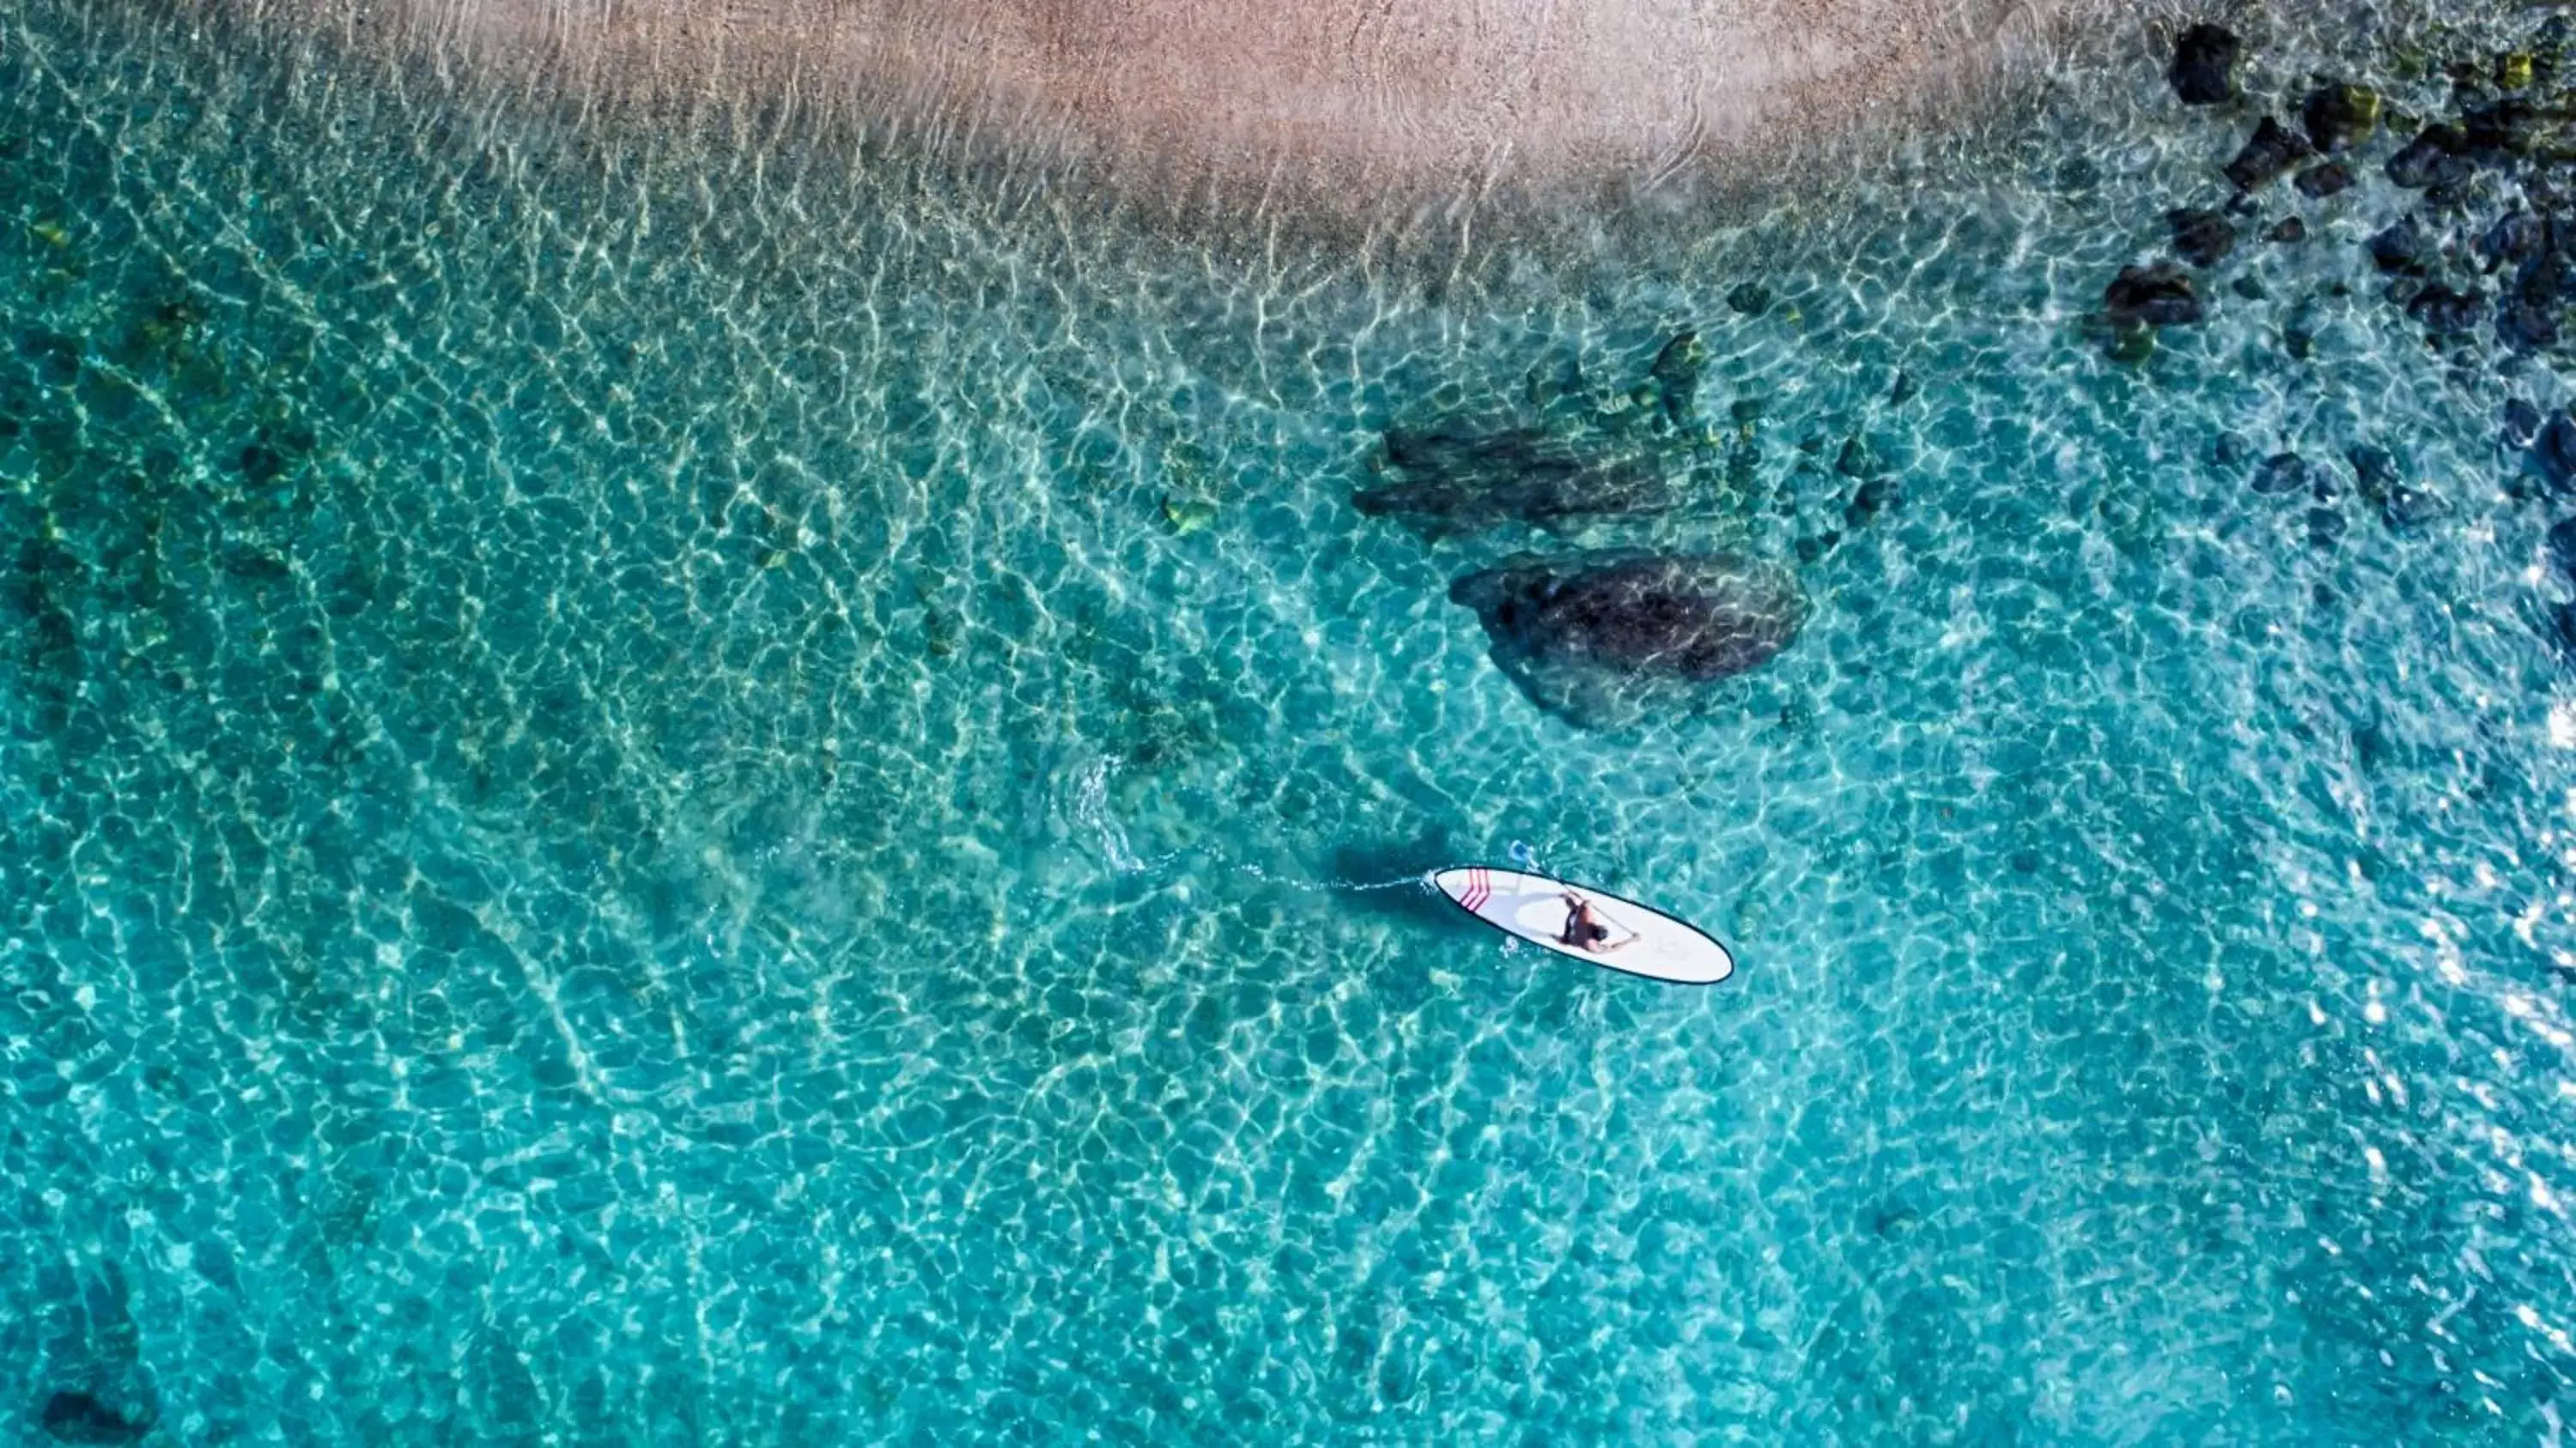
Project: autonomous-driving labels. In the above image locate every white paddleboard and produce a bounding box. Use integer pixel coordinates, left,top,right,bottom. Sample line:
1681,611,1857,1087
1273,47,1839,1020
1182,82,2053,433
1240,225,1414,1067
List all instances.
1432,866,1735,985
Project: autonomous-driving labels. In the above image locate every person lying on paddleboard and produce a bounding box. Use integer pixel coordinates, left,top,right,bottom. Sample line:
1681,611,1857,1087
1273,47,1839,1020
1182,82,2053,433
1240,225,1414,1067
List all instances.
1559,891,1633,952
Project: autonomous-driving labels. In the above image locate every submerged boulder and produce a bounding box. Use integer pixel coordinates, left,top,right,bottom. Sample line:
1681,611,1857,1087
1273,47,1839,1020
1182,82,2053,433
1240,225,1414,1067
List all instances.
2348,445,2445,530
2105,265,2204,325
2169,208,2237,267
2501,297,2562,350
1834,435,1886,478
1647,329,1707,426
2225,118,2313,192
2516,240,2576,297
2295,162,2353,198
2406,283,2486,333
2283,303,2321,359
40,1393,150,1445
1844,476,1903,527
2482,210,2548,266
1448,552,1806,727
2386,125,2471,188
2464,100,2539,155
2368,216,2437,274
2251,452,2312,495
2301,83,2382,151
2536,412,2576,491
1357,428,1680,533
2347,445,2397,493
2169,24,2240,105
2506,398,2544,448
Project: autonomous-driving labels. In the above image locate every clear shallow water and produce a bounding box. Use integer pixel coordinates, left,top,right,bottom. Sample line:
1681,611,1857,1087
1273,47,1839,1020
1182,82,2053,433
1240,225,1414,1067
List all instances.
3,1,2576,1442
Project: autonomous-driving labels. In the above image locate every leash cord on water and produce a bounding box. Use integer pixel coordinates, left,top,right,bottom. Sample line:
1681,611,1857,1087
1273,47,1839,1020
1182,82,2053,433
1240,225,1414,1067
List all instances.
1229,861,1437,895
1232,839,1548,897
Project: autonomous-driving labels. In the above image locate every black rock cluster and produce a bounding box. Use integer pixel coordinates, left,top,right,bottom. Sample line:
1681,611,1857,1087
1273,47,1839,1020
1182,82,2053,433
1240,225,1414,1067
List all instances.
2130,21,2576,361
2161,22,2576,362
2152,21,2576,657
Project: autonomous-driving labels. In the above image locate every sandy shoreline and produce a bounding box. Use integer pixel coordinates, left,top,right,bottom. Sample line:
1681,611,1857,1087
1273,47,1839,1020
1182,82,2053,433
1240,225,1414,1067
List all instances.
285,0,2100,217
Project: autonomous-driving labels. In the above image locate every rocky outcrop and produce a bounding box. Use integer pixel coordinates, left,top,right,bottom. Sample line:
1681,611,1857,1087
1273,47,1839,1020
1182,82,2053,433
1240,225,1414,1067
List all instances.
1447,552,1805,727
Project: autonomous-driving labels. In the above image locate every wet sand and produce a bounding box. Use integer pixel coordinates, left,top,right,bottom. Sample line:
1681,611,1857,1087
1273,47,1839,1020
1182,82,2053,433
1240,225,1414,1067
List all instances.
335,0,2087,210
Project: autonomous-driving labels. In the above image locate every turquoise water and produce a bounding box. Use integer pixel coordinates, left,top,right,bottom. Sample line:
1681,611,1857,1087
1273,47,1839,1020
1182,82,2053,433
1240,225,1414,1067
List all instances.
5,0,2576,1440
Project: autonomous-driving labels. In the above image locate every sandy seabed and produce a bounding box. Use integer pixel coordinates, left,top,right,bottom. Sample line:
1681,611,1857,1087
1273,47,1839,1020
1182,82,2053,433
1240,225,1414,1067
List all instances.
285,0,2114,218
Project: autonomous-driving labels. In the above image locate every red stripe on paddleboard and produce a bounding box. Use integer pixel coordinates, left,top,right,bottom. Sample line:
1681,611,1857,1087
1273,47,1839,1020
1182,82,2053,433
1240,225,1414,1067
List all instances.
1461,867,1490,913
